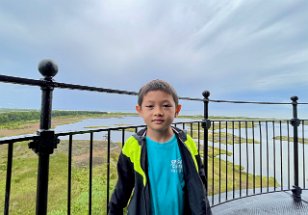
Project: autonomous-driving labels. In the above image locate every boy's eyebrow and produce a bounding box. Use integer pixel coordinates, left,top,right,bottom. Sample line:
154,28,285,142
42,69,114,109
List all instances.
143,99,173,102
142,100,174,105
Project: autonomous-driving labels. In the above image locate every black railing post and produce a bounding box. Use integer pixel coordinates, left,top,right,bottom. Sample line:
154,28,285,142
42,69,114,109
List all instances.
202,91,211,193
28,60,59,215
290,96,302,201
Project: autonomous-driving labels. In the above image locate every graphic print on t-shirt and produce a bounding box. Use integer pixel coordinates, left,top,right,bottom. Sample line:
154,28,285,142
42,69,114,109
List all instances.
171,159,183,173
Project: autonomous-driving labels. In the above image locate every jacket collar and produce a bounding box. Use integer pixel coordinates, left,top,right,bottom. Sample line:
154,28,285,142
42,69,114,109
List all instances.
133,126,187,144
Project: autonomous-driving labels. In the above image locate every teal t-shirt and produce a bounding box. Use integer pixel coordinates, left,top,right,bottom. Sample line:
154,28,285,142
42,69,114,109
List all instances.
146,135,185,215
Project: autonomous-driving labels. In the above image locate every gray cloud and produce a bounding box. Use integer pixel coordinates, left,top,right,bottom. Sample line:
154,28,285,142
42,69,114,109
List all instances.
1,0,308,116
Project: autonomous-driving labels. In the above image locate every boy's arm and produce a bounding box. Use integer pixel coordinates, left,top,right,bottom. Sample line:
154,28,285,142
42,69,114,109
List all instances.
108,152,135,215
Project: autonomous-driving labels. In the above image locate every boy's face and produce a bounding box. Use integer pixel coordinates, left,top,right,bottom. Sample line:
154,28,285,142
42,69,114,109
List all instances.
136,90,181,134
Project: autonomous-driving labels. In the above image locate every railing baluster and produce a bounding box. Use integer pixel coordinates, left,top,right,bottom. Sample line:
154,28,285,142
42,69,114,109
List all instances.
273,121,276,191
302,120,306,188
266,121,270,192
211,122,215,205
225,121,228,201
259,121,263,193
239,121,242,197
106,130,111,212
67,135,73,215
287,121,291,190
218,121,221,203
122,129,125,147
245,121,249,196
89,132,93,215
4,143,13,215
252,121,256,194
197,122,200,152
232,121,235,199
279,121,283,190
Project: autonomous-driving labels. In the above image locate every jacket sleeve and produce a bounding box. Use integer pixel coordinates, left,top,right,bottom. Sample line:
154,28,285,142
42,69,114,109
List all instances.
196,154,212,215
108,152,135,215
196,154,207,186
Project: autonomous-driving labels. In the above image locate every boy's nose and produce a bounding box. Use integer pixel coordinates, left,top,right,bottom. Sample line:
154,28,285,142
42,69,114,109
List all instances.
154,106,163,115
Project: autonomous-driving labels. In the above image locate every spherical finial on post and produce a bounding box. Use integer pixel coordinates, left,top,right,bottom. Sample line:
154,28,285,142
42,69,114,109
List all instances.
202,90,210,99
38,60,58,79
291,96,298,102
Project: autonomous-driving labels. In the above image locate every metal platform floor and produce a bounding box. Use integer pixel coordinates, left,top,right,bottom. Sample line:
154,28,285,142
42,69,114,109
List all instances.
211,190,308,214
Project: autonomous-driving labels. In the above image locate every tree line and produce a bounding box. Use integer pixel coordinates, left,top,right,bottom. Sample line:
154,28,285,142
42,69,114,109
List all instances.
0,110,106,124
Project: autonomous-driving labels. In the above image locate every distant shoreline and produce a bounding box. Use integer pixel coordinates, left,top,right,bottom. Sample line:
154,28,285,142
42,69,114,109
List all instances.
0,111,136,137
0,109,292,138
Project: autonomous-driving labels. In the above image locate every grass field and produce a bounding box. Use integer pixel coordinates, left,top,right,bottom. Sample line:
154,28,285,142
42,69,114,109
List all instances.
0,139,121,215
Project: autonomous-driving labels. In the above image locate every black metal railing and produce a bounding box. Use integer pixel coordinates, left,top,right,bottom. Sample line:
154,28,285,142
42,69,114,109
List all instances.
205,119,307,206
1,60,307,214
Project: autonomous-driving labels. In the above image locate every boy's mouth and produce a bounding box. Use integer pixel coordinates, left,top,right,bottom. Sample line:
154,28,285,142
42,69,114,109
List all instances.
152,119,164,124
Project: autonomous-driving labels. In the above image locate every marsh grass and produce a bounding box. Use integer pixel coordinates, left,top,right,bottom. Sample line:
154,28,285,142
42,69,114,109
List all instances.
273,136,308,144
206,157,276,195
187,126,260,144
0,139,121,215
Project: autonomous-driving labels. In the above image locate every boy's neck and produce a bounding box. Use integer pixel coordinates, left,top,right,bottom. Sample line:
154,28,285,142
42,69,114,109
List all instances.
146,127,174,143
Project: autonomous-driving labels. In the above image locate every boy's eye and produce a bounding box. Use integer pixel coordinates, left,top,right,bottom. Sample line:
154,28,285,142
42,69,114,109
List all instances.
144,104,173,110
162,104,172,108
145,105,154,109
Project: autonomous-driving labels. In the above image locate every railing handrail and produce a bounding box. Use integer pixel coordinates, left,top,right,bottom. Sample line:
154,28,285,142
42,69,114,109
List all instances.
0,74,204,102
2,73,308,105
0,134,38,145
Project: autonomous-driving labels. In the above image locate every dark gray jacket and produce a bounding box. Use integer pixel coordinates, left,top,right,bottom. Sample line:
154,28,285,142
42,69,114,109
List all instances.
109,127,212,215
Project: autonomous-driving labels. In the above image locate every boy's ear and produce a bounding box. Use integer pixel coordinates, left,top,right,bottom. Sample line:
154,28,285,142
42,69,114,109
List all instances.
136,105,142,114
175,105,182,117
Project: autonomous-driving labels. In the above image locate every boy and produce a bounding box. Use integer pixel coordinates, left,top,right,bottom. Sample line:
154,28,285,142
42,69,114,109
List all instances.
109,80,212,215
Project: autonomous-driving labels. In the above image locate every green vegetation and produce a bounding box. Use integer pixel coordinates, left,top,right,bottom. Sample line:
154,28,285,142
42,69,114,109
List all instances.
85,124,139,132
178,115,284,121
206,157,276,195
0,110,135,129
0,140,121,215
187,126,260,145
209,132,259,144
0,110,138,138
186,121,257,131
210,121,256,129
273,136,308,144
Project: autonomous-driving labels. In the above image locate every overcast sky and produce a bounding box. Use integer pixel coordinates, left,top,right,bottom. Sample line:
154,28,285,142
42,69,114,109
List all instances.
0,0,308,118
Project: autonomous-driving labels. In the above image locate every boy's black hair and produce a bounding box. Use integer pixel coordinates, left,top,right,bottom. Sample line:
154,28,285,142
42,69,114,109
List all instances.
137,79,179,106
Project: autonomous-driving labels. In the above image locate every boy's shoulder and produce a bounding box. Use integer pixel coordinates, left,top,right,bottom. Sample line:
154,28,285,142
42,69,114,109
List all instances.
123,136,140,150
122,131,145,156
172,127,198,154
